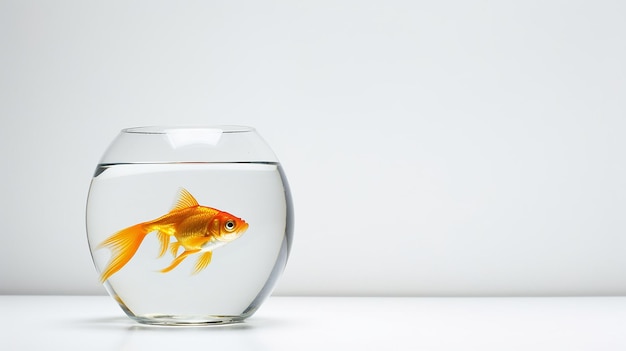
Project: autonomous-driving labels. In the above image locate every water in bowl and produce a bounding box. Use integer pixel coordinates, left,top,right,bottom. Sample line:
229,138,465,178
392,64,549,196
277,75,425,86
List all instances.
86,161,292,325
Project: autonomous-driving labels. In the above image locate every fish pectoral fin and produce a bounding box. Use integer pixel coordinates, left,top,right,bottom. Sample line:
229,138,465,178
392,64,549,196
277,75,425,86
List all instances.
169,242,181,257
159,249,200,273
156,231,170,258
193,251,213,274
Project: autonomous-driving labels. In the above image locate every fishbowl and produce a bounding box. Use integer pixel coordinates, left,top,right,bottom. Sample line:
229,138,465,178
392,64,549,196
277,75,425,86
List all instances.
86,126,293,325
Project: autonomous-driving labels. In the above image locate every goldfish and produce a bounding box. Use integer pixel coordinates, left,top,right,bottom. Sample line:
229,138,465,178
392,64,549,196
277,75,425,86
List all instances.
97,188,249,282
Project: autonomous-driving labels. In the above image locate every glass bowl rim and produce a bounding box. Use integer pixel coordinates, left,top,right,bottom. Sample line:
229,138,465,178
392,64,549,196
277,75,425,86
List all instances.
121,125,255,134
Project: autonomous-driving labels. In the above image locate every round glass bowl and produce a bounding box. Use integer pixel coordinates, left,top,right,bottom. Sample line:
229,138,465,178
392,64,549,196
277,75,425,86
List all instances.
86,126,293,325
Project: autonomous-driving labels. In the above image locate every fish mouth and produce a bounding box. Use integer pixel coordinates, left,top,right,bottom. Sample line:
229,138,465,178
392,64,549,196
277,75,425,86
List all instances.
241,221,249,232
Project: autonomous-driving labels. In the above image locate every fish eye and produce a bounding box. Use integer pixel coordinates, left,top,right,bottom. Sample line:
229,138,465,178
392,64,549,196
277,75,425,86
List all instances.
225,220,236,231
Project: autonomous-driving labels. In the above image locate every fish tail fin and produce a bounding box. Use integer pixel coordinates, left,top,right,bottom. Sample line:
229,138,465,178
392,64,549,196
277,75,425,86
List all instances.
97,223,152,282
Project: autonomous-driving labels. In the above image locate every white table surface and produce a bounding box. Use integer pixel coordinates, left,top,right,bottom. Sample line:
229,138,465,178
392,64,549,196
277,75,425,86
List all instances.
3,295,626,350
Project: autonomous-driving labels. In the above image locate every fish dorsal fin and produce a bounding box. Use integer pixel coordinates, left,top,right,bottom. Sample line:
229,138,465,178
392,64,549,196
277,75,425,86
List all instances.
172,188,199,210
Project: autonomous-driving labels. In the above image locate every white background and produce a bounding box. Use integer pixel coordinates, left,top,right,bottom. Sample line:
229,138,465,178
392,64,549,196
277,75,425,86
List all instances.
1,0,625,296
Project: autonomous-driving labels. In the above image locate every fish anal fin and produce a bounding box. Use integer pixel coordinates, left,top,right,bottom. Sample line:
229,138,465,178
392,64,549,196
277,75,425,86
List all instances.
171,188,200,211
160,249,200,273
169,241,181,257
193,251,213,274
156,231,170,258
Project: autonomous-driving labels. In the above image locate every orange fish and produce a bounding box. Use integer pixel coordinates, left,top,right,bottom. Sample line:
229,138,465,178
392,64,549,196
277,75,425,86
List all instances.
97,188,249,282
